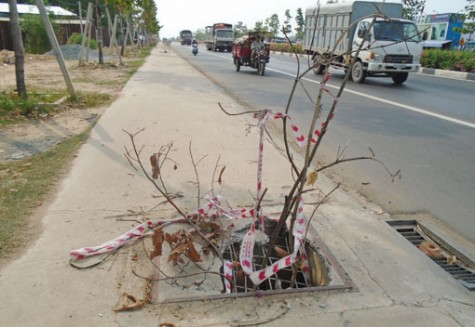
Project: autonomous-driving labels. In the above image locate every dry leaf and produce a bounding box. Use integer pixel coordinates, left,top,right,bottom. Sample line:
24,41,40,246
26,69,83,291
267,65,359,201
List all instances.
114,293,144,312
418,241,444,259
274,246,289,258
150,228,165,259
150,153,160,179
165,232,179,246
187,239,202,262
305,243,330,286
447,255,457,265
306,171,318,186
218,166,226,185
160,323,177,327
168,243,189,260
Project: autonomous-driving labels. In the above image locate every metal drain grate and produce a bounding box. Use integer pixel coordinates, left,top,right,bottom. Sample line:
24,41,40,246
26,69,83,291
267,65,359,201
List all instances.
219,219,353,296
152,219,352,304
387,220,475,291
223,225,309,292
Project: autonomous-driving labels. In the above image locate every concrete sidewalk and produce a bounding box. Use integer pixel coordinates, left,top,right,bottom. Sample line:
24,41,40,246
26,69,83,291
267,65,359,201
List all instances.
0,44,473,327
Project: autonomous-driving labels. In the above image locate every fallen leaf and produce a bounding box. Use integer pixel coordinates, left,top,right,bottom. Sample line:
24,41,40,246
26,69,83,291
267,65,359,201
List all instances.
187,239,202,262
150,153,161,179
218,166,226,185
274,246,289,258
418,241,444,259
160,323,177,327
114,293,144,312
306,171,318,186
150,228,165,259
165,232,179,246
447,255,457,265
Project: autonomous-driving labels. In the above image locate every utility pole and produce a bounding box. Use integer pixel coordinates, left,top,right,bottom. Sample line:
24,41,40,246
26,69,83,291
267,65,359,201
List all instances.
35,0,77,101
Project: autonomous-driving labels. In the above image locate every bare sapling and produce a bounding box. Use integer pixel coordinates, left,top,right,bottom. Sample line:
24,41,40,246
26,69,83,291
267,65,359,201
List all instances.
70,1,423,300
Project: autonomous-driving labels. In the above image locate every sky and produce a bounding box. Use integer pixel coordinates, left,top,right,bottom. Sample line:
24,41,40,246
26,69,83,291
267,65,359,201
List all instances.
155,0,469,38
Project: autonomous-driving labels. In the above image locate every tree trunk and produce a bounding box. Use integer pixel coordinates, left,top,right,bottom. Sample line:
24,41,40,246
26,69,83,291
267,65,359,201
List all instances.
7,0,27,99
95,0,104,64
120,14,125,57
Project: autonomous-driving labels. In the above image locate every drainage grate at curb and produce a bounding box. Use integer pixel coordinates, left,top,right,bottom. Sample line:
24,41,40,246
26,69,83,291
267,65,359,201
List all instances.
387,220,475,291
151,220,352,304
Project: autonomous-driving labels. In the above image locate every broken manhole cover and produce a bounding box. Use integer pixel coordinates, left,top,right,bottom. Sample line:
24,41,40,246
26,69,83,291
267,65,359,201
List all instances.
150,219,351,303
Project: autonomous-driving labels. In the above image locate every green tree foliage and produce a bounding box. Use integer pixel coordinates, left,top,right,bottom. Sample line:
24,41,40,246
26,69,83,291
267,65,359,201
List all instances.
253,20,264,33
194,28,205,41
462,0,475,41
234,21,248,38
67,32,98,49
21,14,58,54
268,13,280,37
263,17,270,34
402,0,426,20
295,8,305,40
136,0,159,34
283,9,292,34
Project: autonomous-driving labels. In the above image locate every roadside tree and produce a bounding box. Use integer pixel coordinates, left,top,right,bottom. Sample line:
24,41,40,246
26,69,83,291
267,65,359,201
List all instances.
234,21,248,38
283,9,292,34
269,13,280,38
295,8,305,41
462,0,475,41
402,0,426,20
7,0,27,99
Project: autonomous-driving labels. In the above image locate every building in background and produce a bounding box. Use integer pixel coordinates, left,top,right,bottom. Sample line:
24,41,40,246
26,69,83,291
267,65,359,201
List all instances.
417,13,464,49
0,3,81,51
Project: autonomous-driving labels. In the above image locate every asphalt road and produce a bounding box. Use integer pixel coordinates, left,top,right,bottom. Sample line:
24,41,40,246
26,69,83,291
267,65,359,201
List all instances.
172,43,475,245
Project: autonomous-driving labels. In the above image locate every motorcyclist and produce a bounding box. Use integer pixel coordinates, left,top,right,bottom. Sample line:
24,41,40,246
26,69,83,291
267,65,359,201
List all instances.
191,39,198,55
251,35,264,61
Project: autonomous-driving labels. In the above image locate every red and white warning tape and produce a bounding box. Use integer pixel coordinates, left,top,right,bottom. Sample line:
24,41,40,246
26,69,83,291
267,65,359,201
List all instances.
69,217,185,260
70,109,323,293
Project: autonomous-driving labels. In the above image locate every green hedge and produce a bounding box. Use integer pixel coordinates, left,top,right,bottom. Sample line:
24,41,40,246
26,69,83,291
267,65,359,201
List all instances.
21,14,59,54
267,45,475,73
269,43,305,54
420,49,475,73
67,32,98,50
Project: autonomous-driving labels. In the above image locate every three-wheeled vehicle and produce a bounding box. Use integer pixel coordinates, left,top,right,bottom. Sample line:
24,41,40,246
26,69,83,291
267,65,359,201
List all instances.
232,32,270,76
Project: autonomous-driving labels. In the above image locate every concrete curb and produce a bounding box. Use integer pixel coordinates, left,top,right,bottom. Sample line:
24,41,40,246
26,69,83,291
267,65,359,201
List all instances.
419,67,475,81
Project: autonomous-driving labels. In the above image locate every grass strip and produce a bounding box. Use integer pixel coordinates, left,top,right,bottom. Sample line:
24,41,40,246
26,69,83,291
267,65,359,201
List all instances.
0,130,90,260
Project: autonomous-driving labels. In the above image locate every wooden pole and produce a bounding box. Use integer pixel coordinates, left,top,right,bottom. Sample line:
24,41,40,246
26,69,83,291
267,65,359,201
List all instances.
79,2,93,64
78,1,83,35
35,0,76,100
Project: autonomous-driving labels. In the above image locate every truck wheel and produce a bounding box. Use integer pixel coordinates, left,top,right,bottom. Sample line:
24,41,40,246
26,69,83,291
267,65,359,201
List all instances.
258,62,266,76
235,58,241,72
313,54,325,75
351,61,366,83
391,73,408,85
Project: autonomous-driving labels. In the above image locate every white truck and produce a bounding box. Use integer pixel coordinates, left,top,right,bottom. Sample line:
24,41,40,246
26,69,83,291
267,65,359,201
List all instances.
205,23,234,52
303,1,422,84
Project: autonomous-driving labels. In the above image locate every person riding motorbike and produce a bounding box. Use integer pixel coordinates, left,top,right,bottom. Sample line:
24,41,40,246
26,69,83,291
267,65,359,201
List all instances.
191,39,198,55
251,36,264,62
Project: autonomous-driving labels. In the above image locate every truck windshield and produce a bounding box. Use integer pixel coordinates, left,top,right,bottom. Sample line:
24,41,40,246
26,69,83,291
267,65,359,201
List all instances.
374,21,420,42
216,30,234,38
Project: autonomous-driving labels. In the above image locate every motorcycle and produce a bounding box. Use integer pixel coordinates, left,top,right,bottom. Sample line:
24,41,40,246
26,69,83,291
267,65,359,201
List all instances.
233,45,269,76
192,43,198,56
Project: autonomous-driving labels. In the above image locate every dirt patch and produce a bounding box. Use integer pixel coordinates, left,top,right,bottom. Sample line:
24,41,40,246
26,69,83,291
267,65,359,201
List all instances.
0,51,134,161
0,49,146,266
